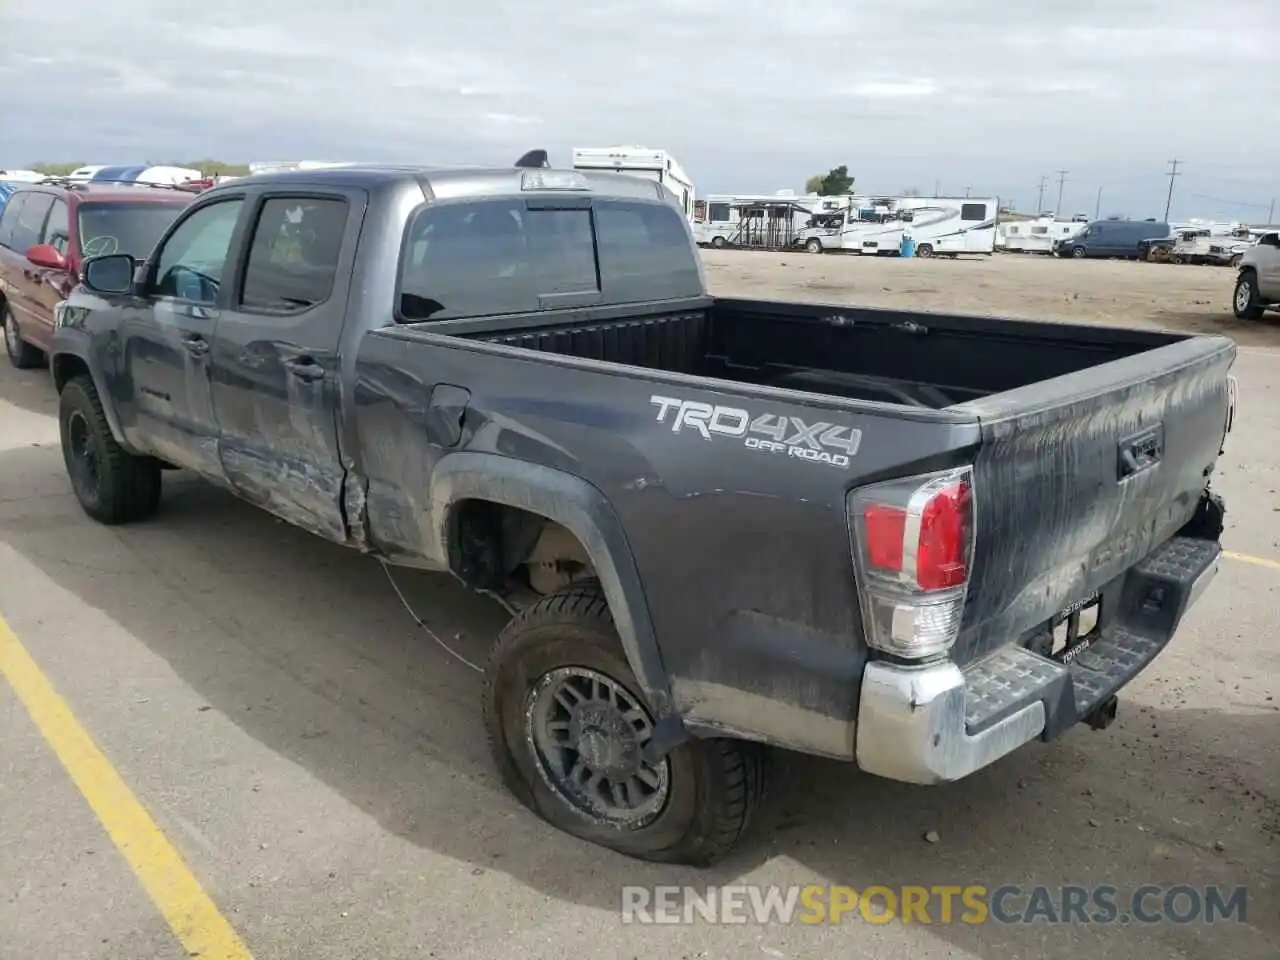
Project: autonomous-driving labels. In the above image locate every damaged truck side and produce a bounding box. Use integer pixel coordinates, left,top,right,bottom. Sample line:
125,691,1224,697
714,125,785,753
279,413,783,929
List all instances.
50,163,1236,865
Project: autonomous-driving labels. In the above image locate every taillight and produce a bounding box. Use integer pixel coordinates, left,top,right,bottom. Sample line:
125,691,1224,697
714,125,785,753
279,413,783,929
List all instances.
849,466,974,659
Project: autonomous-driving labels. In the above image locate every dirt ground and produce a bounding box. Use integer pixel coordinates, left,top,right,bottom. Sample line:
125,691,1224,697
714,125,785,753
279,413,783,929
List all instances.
702,249,1280,347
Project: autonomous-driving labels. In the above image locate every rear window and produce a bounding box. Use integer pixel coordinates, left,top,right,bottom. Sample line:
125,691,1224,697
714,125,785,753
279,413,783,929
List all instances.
397,197,700,322
78,202,189,260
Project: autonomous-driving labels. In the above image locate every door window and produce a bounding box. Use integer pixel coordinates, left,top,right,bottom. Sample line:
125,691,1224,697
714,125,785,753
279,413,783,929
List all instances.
240,197,349,312
42,200,70,255
150,199,244,303
11,192,54,252
0,194,25,249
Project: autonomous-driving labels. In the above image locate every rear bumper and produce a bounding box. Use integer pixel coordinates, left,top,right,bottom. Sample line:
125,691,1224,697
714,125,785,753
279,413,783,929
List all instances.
855,535,1220,784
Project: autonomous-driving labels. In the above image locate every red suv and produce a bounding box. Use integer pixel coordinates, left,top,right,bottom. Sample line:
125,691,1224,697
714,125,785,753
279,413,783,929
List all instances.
1,180,193,368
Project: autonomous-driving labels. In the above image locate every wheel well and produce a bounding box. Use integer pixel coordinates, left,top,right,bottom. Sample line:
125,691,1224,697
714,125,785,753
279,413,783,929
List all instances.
52,354,90,393
447,499,596,596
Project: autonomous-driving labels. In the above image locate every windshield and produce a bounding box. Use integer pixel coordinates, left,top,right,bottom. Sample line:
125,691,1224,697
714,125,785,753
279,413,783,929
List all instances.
77,202,188,260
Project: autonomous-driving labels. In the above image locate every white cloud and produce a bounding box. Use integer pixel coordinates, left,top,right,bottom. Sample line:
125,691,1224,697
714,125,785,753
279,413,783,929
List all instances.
0,0,1277,218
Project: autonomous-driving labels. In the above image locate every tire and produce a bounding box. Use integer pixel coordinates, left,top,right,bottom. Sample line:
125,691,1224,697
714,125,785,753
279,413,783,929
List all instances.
58,375,163,524
805,238,823,254
710,236,727,249
1071,245,1087,259
484,582,768,866
916,243,934,259
3,303,43,369
1233,271,1265,321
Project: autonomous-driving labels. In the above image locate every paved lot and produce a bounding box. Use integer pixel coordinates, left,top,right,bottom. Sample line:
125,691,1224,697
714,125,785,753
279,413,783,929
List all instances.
1,253,1277,959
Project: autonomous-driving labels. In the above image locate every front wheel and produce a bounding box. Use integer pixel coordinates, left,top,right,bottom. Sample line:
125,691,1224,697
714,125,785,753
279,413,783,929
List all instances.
484,582,768,865
1233,271,1266,320
59,375,163,524
710,236,728,249
1071,245,1087,259
805,238,823,254
916,243,935,258
4,304,43,369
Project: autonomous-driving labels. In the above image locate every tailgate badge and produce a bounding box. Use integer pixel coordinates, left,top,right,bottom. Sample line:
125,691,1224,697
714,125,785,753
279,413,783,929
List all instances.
1117,425,1163,481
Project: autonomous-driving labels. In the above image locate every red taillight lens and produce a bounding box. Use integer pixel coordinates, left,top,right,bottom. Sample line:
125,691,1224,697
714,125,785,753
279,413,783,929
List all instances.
864,504,906,571
916,480,971,590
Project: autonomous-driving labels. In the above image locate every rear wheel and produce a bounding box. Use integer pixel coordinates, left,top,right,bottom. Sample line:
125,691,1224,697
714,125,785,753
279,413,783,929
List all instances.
59,375,163,524
1233,271,1265,320
484,582,768,865
805,238,823,254
4,304,43,369
916,243,935,258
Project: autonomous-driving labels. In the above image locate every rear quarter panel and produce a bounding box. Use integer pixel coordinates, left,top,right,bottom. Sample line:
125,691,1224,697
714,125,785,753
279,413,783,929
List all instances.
353,330,982,755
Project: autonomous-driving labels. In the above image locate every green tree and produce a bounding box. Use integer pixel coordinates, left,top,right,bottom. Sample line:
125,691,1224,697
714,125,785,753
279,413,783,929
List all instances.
29,162,86,176
806,165,855,196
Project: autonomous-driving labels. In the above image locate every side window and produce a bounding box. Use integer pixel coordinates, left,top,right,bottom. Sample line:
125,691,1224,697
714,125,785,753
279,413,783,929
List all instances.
11,192,54,252
42,200,70,255
240,197,348,312
960,203,986,222
150,199,244,303
0,194,25,249
708,202,731,223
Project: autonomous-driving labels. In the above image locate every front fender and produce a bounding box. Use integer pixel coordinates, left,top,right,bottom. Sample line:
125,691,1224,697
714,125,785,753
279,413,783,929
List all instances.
50,326,135,453
428,452,675,719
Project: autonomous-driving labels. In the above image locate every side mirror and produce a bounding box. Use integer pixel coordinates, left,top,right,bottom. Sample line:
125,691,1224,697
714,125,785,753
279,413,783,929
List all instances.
26,243,68,271
82,254,137,295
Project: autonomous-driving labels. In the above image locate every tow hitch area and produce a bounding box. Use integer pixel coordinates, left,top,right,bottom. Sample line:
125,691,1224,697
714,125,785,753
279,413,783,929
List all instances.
1086,696,1119,730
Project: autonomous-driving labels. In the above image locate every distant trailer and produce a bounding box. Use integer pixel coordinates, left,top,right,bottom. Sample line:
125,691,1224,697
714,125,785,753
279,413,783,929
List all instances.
571,145,695,220
1000,217,1087,254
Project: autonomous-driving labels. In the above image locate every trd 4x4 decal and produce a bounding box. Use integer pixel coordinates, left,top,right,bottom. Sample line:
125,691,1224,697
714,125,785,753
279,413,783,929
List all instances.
649,395,861,469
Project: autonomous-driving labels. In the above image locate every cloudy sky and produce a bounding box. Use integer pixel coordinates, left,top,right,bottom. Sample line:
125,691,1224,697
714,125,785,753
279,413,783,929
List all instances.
2,0,1277,219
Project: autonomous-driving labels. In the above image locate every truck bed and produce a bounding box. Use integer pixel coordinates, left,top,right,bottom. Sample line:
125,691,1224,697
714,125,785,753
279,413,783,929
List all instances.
445,297,1188,410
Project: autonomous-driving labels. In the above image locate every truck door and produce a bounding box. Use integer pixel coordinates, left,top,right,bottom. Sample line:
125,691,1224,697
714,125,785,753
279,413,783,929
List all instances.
121,195,246,476
4,191,55,338
23,198,74,352
208,190,363,544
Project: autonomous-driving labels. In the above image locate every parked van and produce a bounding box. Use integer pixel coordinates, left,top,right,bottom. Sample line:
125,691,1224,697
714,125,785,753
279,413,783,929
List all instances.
1054,219,1170,259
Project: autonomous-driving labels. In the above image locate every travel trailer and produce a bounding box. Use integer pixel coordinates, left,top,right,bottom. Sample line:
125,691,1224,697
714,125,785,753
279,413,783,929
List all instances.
571,146,695,219
999,217,1088,254
796,195,999,256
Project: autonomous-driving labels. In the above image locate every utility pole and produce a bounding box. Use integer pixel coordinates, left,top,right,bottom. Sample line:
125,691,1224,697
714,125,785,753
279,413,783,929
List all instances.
1095,185,1103,220
934,178,940,196
1054,170,1069,216
964,185,972,197
1163,159,1182,222
1268,198,1276,225
1036,175,1048,213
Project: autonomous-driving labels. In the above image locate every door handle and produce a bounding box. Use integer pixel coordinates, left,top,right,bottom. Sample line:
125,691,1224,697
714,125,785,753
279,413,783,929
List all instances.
284,357,325,381
182,335,209,358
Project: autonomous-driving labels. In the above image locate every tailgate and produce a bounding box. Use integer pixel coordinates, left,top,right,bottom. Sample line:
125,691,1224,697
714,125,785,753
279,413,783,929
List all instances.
949,335,1235,664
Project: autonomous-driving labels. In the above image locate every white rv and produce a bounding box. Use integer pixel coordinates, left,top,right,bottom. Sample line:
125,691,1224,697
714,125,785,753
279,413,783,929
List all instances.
694,192,821,247
571,146,695,219
1000,217,1088,254
797,196,999,257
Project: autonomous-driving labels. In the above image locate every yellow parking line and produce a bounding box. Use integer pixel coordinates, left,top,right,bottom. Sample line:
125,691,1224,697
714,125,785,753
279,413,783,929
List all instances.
0,615,253,960
1224,550,1280,572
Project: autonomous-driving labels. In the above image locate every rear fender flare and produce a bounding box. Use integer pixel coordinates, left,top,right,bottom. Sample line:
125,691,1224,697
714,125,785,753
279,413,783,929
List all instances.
428,452,674,717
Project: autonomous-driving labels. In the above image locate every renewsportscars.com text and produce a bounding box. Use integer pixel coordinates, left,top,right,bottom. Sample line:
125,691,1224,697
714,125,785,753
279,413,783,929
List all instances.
620,884,1249,926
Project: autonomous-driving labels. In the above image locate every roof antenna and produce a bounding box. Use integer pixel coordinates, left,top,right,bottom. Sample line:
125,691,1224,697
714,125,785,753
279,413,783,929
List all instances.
514,149,549,169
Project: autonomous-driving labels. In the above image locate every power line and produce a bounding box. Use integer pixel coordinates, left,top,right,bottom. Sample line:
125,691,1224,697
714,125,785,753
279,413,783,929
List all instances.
1163,159,1182,222
1054,170,1069,216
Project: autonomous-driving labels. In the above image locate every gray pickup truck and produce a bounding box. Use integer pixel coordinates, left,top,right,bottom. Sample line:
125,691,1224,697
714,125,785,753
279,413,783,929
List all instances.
47,156,1235,865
